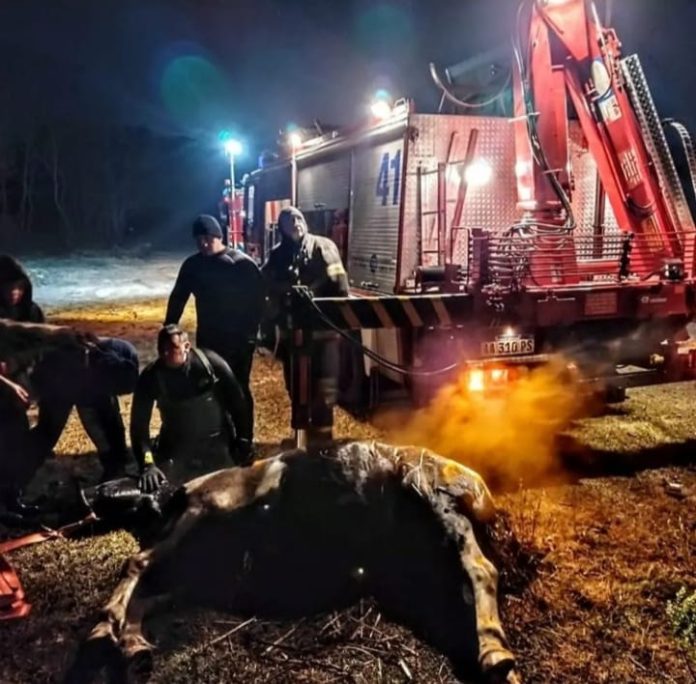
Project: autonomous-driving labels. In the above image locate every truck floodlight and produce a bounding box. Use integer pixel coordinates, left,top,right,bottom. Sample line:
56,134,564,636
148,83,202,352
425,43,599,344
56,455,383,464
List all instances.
371,99,393,120
289,132,303,150
464,159,493,187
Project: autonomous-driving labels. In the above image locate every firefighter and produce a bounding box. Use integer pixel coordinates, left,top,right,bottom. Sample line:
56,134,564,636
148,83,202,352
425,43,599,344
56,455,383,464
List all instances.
0,256,138,487
165,215,264,440
0,371,35,516
131,324,254,493
262,206,349,445
0,254,45,323
30,336,139,478
0,334,138,518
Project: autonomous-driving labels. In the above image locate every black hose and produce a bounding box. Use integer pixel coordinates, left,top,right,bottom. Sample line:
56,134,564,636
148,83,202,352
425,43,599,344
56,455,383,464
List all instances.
296,290,463,378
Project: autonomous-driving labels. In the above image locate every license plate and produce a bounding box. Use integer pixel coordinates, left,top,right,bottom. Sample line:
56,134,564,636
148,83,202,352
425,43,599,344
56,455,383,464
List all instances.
481,336,535,357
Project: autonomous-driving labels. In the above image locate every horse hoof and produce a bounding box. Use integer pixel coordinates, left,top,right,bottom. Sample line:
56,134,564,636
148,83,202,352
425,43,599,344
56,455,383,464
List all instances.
120,637,154,684
63,634,119,684
480,648,518,684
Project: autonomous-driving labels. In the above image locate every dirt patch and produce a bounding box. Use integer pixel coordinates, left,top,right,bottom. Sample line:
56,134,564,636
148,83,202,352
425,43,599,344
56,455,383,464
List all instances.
1,298,694,683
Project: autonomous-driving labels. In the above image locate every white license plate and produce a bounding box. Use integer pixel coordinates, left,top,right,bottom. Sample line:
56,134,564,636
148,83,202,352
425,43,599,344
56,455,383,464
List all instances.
481,337,535,357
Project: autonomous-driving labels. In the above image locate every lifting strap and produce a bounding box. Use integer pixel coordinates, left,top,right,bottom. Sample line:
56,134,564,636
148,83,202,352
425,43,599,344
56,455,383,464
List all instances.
0,513,98,620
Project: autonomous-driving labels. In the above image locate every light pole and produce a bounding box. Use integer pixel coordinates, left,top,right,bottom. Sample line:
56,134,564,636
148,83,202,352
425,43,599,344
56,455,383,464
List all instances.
224,138,243,247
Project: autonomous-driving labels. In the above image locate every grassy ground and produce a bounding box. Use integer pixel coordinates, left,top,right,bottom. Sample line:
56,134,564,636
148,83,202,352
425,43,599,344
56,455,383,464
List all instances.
0,298,694,683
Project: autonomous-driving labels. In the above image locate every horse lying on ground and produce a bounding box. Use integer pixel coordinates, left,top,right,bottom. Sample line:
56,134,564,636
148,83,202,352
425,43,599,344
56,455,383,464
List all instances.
66,441,520,683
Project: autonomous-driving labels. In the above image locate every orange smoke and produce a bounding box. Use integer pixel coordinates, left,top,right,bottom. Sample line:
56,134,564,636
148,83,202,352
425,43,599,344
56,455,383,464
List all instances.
380,360,586,490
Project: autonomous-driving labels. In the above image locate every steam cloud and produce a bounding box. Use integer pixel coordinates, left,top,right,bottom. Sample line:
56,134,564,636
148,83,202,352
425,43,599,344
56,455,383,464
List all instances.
381,359,586,490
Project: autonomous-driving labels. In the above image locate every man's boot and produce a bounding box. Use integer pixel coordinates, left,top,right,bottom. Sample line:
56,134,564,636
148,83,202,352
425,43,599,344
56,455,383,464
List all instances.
306,426,333,449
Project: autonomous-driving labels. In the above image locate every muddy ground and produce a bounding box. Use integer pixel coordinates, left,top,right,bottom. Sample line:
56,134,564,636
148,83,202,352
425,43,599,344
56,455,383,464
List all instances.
0,298,694,684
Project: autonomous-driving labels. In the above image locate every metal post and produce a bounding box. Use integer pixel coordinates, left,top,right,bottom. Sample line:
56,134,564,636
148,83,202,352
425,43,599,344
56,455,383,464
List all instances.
291,150,298,205
286,289,311,448
229,153,239,247
290,328,311,449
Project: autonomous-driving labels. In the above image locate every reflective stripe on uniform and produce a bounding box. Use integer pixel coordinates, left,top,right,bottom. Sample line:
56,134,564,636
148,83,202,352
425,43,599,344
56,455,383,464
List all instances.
327,263,346,277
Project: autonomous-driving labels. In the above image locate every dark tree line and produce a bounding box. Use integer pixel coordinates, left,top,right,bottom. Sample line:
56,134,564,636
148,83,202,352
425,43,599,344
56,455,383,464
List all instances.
0,120,225,253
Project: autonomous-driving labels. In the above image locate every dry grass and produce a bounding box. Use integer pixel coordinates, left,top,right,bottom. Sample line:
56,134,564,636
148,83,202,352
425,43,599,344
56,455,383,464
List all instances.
0,297,694,683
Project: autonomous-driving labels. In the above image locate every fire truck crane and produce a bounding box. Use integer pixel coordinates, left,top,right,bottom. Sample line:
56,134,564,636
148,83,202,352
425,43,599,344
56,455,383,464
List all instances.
244,0,696,437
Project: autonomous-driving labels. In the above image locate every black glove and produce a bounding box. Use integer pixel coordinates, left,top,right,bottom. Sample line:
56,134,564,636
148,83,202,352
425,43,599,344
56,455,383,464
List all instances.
139,464,167,493
231,438,255,467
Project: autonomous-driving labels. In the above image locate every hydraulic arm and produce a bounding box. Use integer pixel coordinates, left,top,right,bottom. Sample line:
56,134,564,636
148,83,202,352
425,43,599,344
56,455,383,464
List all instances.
513,0,694,283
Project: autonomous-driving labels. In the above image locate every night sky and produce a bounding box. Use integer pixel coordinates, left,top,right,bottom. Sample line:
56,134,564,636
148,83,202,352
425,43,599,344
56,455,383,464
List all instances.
1,0,696,172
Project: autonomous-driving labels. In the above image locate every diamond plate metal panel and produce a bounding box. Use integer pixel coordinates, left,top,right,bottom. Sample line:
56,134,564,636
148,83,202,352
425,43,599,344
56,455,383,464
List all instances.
403,114,519,280
348,137,404,293
402,116,629,279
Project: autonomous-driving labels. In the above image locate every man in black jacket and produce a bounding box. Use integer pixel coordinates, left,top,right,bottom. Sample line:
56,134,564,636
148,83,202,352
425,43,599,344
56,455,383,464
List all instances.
262,206,349,445
165,215,264,439
130,324,253,493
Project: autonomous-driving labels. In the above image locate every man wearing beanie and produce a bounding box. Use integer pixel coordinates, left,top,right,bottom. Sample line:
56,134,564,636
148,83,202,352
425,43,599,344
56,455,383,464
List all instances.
165,214,263,441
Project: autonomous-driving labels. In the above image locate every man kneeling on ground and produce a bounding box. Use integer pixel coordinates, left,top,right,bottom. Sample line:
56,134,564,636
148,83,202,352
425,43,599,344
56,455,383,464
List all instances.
130,324,253,493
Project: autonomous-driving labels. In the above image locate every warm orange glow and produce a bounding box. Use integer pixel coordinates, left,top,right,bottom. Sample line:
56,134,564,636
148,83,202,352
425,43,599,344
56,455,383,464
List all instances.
380,358,586,490
490,367,506,382
467,368,485,392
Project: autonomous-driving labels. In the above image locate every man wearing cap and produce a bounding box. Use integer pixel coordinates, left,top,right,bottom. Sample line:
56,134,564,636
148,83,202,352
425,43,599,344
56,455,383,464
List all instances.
165,215,264,439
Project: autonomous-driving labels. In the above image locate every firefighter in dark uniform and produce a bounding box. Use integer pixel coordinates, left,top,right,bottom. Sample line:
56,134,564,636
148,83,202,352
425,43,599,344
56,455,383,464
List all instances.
0,256,138,512
0,370,34,516
131,325,253,493
0,255,45,323
0,255,44,513
0,335,139,516
165,215,264,440
262,206,349,445
30,336,139,476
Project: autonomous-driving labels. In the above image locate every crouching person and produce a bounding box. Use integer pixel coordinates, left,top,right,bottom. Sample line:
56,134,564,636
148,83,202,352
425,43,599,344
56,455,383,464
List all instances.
31,336,139,482
130,325,253,493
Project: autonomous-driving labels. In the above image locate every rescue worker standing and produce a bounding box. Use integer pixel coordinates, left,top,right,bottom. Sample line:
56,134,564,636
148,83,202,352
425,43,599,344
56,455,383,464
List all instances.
0,255,44,323
131,325,253,493
262,206,349,445
165,215,264,439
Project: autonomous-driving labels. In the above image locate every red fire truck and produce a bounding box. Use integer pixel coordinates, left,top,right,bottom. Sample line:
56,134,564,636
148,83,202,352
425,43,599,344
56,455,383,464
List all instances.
244,0,696,414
